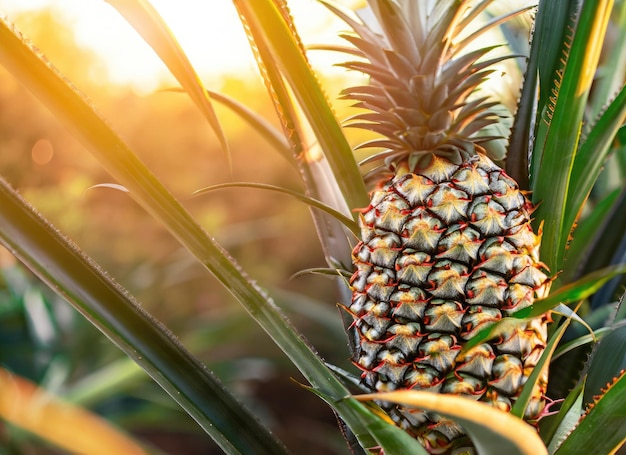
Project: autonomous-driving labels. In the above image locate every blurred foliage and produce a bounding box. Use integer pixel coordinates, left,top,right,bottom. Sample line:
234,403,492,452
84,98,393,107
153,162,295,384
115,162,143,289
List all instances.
0,7,365,454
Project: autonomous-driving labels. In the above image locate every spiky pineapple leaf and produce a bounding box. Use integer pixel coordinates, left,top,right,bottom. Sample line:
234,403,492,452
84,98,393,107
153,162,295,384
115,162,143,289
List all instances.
162,86,292,163
553,371,626,455
234,0,361,273
0,14,387,450
233,0,368,215
551,327,610,361
587,193,626,309
192,182,359,235
203,88,291,161
563,187,622,282
532,0,614,272
583,322,626,406
105,0,229,162
0,178,288,455
565,84,626,239
356,391,548,455
505,0,566,187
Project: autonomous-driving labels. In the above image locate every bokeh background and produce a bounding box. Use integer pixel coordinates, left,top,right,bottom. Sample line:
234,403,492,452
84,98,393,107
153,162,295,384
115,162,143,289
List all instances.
0,2,367,453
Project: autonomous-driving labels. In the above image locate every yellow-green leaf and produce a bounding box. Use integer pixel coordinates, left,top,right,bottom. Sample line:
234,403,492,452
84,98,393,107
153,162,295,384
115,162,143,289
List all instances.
356,391,548,455
105,0,230,161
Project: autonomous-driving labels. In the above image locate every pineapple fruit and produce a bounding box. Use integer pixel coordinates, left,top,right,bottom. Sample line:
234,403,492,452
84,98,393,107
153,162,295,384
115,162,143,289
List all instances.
337,0,552,452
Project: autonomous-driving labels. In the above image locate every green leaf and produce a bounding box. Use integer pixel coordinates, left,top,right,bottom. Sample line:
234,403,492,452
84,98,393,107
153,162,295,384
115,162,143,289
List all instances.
192,182,359,236
532,0,614,272
461,265,626,354
357,391,548,455
544,384,584,454
506,0,573,187
233,0,368,215
515,264,626,319
105,0,230,162
0,15,380,450
554,371,626,455
203,89,291,161
565,84,626,239
308,388,430,455
551,327,610,361
233,0,360,273
583,323,626,405
459,317,528,355
563,187,622,282
0,178,288,455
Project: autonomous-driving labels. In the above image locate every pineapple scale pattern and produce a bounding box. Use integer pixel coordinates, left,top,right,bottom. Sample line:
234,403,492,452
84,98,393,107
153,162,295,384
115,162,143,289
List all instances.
349,153,550,450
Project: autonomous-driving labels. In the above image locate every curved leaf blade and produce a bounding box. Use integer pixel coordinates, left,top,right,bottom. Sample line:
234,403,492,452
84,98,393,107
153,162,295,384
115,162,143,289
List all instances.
233,0,359,275
565,84,626,240
583,322,626,405
515,264,626,319
532,0,614,271
0,178,288,455
461,265,626,354
204,89,291,161
0,367,147,455
0,16,384,450
233,0,368,215
105,0,230,160
554,371,626,455
357,391,548,455
511,314,571,418
192,182,359,236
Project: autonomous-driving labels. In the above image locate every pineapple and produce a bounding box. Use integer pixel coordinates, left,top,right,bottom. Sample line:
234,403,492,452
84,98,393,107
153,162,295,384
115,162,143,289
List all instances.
335,1,552,452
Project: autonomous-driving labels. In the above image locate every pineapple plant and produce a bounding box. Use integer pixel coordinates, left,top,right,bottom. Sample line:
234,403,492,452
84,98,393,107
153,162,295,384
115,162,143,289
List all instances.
0,0,625,454
337,1,553,452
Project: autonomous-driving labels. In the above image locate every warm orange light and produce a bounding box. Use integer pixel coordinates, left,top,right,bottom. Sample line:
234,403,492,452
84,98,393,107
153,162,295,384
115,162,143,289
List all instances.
0,0,356,93
31,138,54,165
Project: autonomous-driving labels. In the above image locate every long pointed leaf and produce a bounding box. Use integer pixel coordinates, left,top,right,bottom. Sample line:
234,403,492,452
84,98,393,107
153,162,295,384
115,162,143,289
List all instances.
0,16,382,450
0,367,147,455
507,0,574,187
554,372,626,455
461,265,626,353
583,322,626,405
0,178,288,455
233,0,368,216
105,0,230,161
511,314,571,418
532,0,614,271
357,391,548,455
192,182,359,236
565,85,626,233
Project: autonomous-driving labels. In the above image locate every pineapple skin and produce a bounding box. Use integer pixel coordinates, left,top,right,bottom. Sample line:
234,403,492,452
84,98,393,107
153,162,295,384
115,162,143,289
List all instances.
328,0,553,452
349,153,550,453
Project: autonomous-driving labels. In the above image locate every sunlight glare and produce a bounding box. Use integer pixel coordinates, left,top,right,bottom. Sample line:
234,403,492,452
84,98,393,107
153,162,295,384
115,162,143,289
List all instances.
0,0,357,93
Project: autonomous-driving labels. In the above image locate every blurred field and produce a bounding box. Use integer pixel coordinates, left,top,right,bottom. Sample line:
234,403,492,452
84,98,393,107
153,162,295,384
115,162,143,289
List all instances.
0,8,367,454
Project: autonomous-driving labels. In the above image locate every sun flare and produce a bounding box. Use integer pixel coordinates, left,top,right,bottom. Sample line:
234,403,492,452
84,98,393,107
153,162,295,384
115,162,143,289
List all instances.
0,0,358,93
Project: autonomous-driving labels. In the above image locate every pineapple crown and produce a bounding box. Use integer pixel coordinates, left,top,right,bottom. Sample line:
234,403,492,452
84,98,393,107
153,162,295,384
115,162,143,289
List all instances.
331,0,522,176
